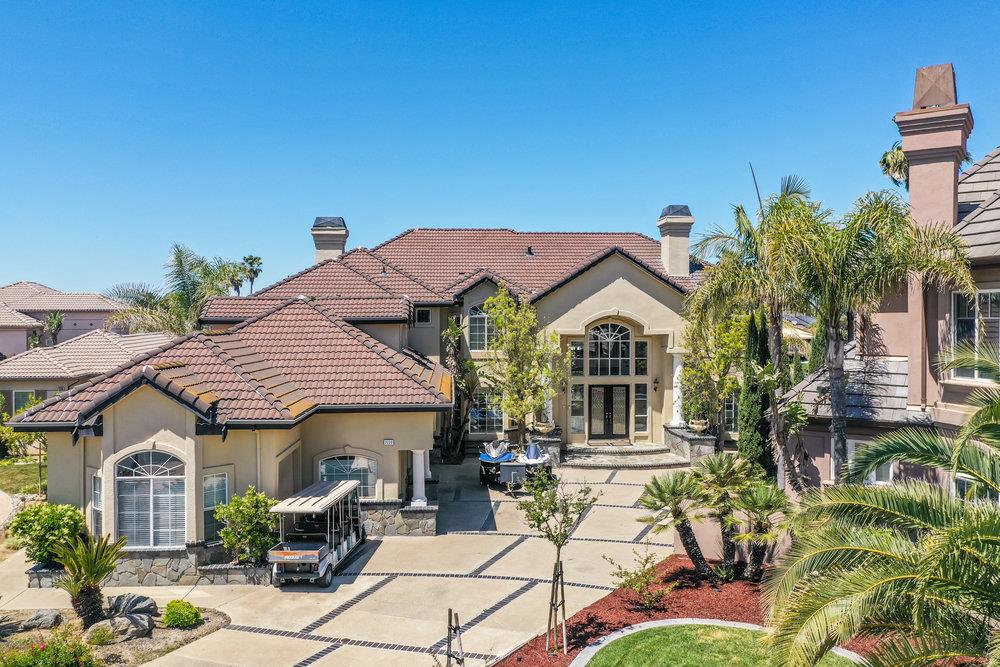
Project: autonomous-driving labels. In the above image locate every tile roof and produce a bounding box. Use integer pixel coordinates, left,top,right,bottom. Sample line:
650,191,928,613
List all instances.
6,293,124,313
955,191,1000,260
783,343,930,426
13,299,451,428
0,303,42,330
0,330,175,380
959,145,1000,206
200,296,412,323
0,282,60,300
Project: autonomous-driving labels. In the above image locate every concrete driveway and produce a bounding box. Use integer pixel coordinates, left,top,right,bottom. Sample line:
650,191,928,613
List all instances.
0,459,676,666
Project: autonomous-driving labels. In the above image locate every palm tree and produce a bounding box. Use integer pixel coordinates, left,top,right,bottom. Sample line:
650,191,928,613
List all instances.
43,311,64,346
879,142,909,189
797,191,973,481
242,255,263,294
105,244,239,335
637,471,714,580
690,178,822,470
732,481,788,581
692,453,756,571
54,534,128,628
765,348,1000,666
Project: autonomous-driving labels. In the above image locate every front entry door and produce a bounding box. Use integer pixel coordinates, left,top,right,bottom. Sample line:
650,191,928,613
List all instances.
589,385,628,438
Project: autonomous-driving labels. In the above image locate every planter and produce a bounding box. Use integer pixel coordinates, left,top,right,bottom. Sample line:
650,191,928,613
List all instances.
689,419,709,433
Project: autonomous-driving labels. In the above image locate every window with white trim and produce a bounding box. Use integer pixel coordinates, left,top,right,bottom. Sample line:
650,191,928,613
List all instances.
588,323,631,376
953,291,1000,380
634,383,649,432
12,390,40,414
570,384,585,434
116,451,186,548
203,472,228,543
569,341,584,376
469,305,496,351
91,475,103,535
469,389,504,434
414,308,432,327
954,473,999,504
634,341,648,376
319,456,377,498
836,440,892,486
723,391,739,432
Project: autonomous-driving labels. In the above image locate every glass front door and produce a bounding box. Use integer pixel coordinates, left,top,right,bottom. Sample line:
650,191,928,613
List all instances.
589,385,629,438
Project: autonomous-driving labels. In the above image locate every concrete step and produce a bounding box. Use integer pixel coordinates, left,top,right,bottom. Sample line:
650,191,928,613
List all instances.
559,451,689,470
562,443,676,456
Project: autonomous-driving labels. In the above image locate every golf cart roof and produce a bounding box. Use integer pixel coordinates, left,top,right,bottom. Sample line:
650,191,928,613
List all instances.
270,479,361,515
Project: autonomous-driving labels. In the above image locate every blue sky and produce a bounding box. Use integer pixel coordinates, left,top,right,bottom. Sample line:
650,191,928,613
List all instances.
2,2,999,293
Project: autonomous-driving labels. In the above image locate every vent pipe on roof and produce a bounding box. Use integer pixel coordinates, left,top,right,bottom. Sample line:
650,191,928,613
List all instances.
657,205,694,276
311,217,349,263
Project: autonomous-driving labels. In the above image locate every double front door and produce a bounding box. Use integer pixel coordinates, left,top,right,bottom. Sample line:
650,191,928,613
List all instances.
589,385,628,438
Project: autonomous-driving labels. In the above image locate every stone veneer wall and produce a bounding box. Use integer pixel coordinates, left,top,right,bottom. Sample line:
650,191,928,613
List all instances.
362,499,437,536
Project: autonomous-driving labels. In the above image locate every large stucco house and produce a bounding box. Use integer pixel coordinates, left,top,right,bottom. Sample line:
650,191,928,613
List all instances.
12,208,703,581
0,281,123,360
787,64,997,497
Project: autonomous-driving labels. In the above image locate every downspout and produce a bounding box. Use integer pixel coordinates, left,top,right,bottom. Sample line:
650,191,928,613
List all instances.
80,436,86,508
255,428,261,489
920,283,928,411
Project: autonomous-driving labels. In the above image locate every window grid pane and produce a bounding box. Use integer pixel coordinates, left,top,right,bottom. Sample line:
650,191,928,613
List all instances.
470,390,504,434
634,341,648,376
588,324,631,376
634,383,648,432
469,305,495,351
570,385,585,433
203,473,228,543
570,341,584,376
320,456,377,497
116,452,185,548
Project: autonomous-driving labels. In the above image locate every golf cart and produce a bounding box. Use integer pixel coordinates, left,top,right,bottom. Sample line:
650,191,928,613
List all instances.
267,479,365,587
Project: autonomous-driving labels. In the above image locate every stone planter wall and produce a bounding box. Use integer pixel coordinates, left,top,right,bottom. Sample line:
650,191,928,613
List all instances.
361,499,437,536
195,562,272,585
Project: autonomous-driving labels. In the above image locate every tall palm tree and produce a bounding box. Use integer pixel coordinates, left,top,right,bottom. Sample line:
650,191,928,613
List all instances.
797,191,973,481
105,244,240,335
732,481,789,582
54,534,128,628
879,142,909,190
765,348,1000,666
637,471,714,580
692,452,756,570
242,255,263,294
690,178,823,470
43,311,64,346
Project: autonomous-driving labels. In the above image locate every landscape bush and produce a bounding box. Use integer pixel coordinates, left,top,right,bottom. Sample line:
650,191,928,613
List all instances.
0,627,102,666
215,486,277,564
85,626,115,646
8,504,85,565
603,544,676,610
162,600,202,629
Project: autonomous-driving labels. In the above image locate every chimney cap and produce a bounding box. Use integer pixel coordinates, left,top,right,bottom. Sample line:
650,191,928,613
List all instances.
913,64,957,110
313,216,346,230
659,204,692,219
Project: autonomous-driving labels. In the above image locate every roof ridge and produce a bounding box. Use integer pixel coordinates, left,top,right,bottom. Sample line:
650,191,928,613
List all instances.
304,301,449,402
221,297,306,334
955,190,1000,232
251,257,338,296
354,248,447,297
195,333,294,420
960,145,1000,182
528,246,688,302
370,228,418,252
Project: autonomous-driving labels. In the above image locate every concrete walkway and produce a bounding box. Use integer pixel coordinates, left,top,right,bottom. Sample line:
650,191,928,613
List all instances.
0,490,12,527
0,459,678,666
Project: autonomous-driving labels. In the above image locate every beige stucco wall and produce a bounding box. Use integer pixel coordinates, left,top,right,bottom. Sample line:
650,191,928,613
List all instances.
20,311,111,344
0,330,30,359
356,322,407,350
407,306,444,362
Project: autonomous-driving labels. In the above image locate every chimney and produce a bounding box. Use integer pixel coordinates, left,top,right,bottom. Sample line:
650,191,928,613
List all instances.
311,217,349,262
894,64,973,228
657,205,694,276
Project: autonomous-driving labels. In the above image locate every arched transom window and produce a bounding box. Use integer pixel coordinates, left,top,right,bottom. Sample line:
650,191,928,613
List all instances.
468,304,496,351
320,455,378,498
589,323,631,376
116,451,186,548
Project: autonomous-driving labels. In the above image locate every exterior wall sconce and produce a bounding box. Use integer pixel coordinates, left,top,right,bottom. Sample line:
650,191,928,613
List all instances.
652,377,660,392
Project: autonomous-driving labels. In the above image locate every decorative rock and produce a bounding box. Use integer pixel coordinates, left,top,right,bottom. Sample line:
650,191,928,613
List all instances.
20,609,62,630
85,613,154,643
106,593,158,617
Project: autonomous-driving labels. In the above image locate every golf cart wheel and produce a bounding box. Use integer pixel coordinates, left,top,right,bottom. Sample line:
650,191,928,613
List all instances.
272,578,284,588
318,565,333,588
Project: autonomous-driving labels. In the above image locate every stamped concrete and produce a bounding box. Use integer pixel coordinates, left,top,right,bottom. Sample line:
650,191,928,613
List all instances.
0,457,678,666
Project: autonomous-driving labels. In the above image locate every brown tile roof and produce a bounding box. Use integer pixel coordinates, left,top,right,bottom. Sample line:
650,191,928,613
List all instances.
955,191,1000,260
338,249,449,303
201,296,412,324
13,299,451,428
0,282,60,300
252,256,397,299
0,330,174,380
959,145,1000,206
0,303,42,330
7,293,124,313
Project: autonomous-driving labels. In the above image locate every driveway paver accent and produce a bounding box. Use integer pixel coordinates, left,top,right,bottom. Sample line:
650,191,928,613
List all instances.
299,574,397,633
470,535,529,575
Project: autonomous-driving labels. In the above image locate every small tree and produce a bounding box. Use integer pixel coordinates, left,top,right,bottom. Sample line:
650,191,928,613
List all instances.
54,534,128,628
518,473,598,654
215,486,277,564
679,314,745,442
9,504,85,565
44,311,64,346
440,319,479,462
732,481,789,581
479,287,566,445
603,543,675,610
637,472,714,580
737,311,774,475
692,453,756,573
242,255,263,294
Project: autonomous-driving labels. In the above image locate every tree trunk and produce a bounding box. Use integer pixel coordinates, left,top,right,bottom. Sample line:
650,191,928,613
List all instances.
766,303,785,479
827,324,848,483
676,519,714,580
745,542,766,582
719,510,737,570
73,585,104,628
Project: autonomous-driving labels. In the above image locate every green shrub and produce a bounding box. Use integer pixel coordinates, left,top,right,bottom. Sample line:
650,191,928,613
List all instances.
0,627,102,666
215,486,277,564
85,626,115,647
162,600,202,629
603,544,676,610
8,504,85,565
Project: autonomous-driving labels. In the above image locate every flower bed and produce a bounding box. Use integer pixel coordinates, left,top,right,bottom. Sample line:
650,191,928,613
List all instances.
497,555,874,666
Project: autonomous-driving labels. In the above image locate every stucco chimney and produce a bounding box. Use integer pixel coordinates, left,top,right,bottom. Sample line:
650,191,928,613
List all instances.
894,64,973,228
311,217,349,262
657,205,693,276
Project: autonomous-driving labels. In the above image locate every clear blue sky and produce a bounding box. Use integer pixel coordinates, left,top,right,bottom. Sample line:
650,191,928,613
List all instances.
2,2,999,293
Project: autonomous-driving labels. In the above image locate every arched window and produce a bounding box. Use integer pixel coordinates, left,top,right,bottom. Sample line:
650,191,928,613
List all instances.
588,323,631,376
320,455,378,498
116,451,186,548
468,304,495,351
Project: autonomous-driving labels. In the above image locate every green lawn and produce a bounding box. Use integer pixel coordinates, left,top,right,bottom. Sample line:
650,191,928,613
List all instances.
0,460,47,495
589,624,856,667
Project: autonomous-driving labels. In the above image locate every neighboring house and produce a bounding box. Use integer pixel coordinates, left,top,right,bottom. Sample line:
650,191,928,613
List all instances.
0,281,123,359
786,63,994,493
0,330,173,416
11,206,703,581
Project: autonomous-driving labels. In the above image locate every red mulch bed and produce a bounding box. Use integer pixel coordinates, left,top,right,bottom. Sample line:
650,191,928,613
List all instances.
497,555,875,666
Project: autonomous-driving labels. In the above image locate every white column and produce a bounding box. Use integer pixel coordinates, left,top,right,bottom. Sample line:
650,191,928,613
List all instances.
670,353,686,426
411,450,427,507
424,446,432,480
